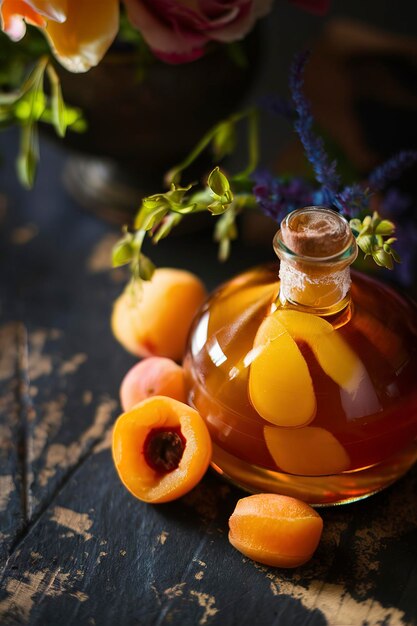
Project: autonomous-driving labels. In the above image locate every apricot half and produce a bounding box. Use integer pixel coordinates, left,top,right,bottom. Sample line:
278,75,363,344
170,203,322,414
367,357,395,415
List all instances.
120,357,186,411
228,494,323,568
264,425,350,476
112,396,212,503
111,268,207,362
248,313,316,427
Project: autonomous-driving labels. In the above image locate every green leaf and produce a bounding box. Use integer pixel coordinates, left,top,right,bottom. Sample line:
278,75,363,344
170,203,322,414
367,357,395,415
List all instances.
218,237,230,262
212,121,236,159
16,121,39,188
189,189,212,205
134,199,167,230
390,248,401,264
112,240,134,267
207,200,228,215
47,63,67,137
349,218,362,233
152,213,182,243
170,202,197,215
142,206,168,231
373,248,393,270
138,253,155,281
208,167,230,197
357,235,374,256
375,219,395,236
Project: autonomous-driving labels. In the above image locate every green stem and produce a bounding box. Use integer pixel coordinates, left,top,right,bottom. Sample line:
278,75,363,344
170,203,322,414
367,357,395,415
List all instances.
165,107,257,186
233,108,259,180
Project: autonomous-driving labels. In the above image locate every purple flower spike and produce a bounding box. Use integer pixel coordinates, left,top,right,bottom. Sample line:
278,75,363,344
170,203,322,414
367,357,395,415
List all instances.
368,150,417,192
289,51,341,197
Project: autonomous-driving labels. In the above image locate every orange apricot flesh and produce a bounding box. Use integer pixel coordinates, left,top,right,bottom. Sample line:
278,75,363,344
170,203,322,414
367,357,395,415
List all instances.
120,357,186,411
228,494,323,568
111,268,207,362
112,396,212,503
249,307,380,426
249,313,316,427
264,426,350,476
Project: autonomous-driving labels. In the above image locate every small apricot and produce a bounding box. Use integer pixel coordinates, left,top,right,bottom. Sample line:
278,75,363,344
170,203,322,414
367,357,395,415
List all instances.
112,396,212,503
228,494,323,568
120,357,187,411
111,268,207,362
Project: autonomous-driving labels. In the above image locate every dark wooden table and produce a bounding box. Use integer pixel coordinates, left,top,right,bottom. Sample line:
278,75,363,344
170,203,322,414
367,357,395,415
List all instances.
0,131,417,626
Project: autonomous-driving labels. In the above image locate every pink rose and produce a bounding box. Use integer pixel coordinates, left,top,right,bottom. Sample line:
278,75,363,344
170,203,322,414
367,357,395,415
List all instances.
123,0,274,63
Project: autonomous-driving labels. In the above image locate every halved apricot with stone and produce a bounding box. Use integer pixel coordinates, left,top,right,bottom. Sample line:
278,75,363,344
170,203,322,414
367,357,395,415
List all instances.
264,425,350,476
112,396,212,503
120,357,186,411
111,268,207,362
228,494,323,568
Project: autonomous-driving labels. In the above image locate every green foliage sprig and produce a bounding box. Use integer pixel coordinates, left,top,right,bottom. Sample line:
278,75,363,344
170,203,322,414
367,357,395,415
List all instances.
113,103,402,288
0,55,85,187
350,213,399,270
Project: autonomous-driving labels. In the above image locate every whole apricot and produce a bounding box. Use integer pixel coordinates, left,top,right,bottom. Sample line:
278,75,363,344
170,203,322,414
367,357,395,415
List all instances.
111,268,207,362
228,494,323,568
112,396,212,503
120,357,187,411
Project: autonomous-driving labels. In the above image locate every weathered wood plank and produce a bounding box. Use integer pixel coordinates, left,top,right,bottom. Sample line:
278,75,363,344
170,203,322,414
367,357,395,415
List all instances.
0,446,416,626
0,322,30,569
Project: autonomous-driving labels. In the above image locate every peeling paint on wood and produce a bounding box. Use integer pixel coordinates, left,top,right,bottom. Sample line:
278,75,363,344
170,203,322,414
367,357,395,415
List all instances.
0,475,14,512
50,507,93,541
189,591,218,625
37,397,116,487
58,353,88,376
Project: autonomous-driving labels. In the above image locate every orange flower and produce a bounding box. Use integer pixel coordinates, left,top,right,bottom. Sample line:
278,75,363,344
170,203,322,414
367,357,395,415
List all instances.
0,0,119,72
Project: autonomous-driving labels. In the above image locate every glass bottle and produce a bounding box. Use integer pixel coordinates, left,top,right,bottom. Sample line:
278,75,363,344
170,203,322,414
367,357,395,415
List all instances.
183,206,417,505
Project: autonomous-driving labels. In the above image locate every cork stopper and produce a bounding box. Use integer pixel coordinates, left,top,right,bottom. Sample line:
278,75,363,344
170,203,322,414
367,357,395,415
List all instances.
280,207,352,258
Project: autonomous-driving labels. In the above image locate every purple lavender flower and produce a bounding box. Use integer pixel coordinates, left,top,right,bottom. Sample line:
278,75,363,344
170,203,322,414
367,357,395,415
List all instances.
368,151,417,192
252,169,317,222
289,51,341,197
333,184,370,217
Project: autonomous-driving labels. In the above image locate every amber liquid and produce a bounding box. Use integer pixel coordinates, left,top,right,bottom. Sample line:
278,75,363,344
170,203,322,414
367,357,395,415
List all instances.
184,264,417,505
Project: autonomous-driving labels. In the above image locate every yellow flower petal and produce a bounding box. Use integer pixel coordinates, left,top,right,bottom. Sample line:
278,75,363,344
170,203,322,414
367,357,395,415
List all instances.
45,0,119,72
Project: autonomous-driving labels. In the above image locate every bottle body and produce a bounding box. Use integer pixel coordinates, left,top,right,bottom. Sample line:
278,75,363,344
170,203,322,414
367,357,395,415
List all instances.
184,264,417,505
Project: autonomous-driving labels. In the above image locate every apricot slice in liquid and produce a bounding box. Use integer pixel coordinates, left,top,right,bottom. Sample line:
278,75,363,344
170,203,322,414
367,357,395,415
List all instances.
264,425,350,476
249,309,379,426
249,314,316,427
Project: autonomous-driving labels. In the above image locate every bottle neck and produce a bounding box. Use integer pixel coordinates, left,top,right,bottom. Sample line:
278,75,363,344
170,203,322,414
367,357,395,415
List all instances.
278,259,352,315
274,207,358,316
